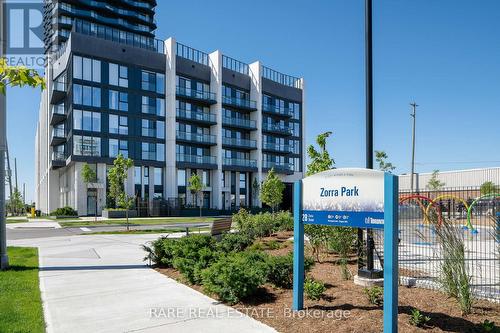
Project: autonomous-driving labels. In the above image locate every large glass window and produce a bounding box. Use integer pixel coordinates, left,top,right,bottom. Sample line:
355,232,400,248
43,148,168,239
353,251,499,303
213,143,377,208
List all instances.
141,71,164,93
73,135,101,156
73,84,100,107
109,63,128,87
141,142,156,160
109,90,128,111
202,170,210,187
154,168,162,186
73,55,100,82
177,169,186,186
134,167,141,185
73,109,100,132
109,139,128,158
109,114,128,135
156,143,164,162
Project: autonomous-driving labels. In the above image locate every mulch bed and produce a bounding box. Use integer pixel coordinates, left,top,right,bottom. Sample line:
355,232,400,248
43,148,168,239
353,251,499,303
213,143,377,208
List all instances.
156,232,500,333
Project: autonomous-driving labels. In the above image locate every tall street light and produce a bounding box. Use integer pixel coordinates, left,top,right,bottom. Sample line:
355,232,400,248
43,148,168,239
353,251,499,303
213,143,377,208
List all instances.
410,102,418,194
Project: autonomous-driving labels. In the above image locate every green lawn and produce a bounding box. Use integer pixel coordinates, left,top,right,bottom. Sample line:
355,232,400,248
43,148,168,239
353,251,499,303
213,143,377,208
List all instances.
5,218,29,224
83,227,211,235
0,247,45,333
60,217,217,228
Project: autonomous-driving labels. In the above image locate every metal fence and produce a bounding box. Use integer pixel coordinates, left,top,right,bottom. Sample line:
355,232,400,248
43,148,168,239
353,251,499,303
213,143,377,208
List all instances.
371,187,499,302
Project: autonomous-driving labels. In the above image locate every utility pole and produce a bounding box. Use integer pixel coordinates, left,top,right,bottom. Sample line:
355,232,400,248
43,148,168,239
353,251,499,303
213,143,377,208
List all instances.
14,157,17,190
0,0,9,270
410,102,418,194
23,183,25,206
5,140,12,198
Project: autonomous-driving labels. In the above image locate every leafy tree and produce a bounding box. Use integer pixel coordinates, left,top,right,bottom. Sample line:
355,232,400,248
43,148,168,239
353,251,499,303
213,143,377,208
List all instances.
117,194,135,231
480,181,499,196
306,131,335,176
7,188,24,216
260,168,285,212
82,163,98,220
108,154,133,209
375,150,395,173
188,173,204,217
427,170,445,191
0,58,46,94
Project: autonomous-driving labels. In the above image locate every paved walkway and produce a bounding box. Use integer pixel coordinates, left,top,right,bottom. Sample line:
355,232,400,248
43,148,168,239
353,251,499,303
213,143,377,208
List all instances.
9,234,276,333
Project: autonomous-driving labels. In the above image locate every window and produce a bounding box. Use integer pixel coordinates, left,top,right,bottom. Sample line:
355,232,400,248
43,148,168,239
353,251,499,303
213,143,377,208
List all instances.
134,167,141,185
141,142,156,160
73,109,100,132
156,73,165,94
109,90,128,111
202,170,210,187
156,98,165,116
177,169,186,186
156,143,164,162
141,96,154,114
156,121,164,139
73,84,100,107
109,63,128,87
239,173,246,189
154,168,162,186
109,139,128,158
73,135,101,156
73,55,100,82
141,71,164,93
143,167,149,186
109,115,128,135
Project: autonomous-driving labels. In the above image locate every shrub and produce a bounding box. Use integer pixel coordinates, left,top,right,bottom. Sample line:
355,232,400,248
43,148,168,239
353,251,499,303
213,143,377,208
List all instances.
328,227,357,280
50,206,77,216
304,278,326,300
304,225,332,262
409,308,431,328
363,286,383,306
480,320,497,332
201,250,269,304
142,236,177,266
267,252,315,289
216,232,255,253
233,209,291,238
275,210,293,231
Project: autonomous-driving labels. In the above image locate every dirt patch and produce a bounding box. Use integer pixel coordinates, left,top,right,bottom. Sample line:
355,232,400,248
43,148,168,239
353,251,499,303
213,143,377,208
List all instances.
156,235,500,333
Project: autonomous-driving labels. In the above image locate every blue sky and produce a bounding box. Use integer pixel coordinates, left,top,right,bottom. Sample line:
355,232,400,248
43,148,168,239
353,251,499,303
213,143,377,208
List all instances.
6,0,500,202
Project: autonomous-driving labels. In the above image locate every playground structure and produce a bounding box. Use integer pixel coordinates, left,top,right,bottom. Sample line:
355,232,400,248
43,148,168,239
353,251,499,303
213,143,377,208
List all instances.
371,186,499,302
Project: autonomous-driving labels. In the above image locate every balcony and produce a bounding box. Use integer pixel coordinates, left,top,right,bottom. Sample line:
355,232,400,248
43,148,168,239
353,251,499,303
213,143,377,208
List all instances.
263,161,294,174
262,123,293,136
176,109,216,125
223,158,257,170
176,131,216,146
50,81,66,104
222,96,257,111
222,117,256,130
262,142,294,154
176,154,217,168
262,103,294,118
176,87,217,105
51,151,66,169
222,137,257,150
50,128,66,146
50,104,66,125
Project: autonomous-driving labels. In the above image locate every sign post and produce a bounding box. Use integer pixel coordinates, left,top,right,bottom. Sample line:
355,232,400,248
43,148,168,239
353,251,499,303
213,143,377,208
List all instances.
293,168,398,333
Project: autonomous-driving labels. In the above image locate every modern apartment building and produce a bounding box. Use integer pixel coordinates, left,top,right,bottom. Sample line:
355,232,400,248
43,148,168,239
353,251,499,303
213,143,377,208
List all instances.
35,0,305,216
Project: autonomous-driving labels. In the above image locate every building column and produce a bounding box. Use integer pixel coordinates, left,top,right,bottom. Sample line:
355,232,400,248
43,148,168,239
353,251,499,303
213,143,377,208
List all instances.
148,166,155,214
74,163,86,216
125,166,134,197
209,50,223,209
97,163,107,215
249,61,263,207
164,37,177,201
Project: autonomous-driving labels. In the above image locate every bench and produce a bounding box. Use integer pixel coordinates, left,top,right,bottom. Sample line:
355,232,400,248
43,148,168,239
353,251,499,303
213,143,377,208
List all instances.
210,218,233,236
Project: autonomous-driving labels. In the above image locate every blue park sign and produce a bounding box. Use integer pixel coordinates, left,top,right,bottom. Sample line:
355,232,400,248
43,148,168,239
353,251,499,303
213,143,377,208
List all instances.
293,168,399,333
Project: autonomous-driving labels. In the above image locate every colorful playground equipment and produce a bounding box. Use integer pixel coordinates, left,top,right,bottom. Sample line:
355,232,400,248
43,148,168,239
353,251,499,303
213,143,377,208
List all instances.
466,193,500,231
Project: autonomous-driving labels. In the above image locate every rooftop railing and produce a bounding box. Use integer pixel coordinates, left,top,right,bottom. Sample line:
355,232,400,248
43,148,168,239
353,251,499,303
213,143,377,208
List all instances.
262,66,302,89
222,55,249,75
176,42,209,66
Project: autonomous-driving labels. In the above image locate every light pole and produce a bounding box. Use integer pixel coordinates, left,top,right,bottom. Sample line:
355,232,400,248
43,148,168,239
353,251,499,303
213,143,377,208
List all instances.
0,0,9,270
410,102,418,194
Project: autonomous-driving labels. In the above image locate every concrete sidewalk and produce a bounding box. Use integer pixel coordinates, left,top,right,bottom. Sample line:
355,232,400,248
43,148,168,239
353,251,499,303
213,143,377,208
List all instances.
9,234,276,333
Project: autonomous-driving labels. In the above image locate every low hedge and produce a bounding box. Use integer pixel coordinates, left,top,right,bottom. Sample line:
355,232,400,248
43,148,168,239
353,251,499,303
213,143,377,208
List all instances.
232,209,293,238
267,252,315,289
49,206,77,217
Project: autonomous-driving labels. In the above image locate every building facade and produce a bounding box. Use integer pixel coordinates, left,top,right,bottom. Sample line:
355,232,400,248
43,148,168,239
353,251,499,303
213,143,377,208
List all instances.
35,0,305,215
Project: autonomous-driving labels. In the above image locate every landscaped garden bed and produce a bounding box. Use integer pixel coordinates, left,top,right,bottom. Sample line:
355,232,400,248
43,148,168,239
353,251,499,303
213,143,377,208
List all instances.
145,210,500,333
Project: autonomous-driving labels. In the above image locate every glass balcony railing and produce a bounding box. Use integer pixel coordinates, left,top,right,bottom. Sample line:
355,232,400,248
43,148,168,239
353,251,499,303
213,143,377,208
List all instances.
52,151,66,161
51,104,65,116
176,87,216,102
52,81,66,93
222,137,257,149
142,152,157,161
177,154,216,165
223,158,257,168
222,117,256,129
262,142,294,153
52,128,65,138
176,131,216,144
222,96,257,110
263,161,294,172
262,103,294,117
262,123,293,135
176,109,216,123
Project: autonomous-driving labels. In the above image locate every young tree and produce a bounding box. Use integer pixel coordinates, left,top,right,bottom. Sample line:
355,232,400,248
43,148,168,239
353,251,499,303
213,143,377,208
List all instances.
108,154,134,209
251,177,260,208
260,168,285,212
306,131,335,176
117,194,135,231
427,170,445,191
7,188,23,216
375,150,396,173
81,163,98,221
480,181,499,196
188,173,204,217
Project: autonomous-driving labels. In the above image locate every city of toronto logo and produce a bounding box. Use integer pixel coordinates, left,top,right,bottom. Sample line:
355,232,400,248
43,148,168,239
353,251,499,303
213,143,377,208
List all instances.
3,1,45,68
